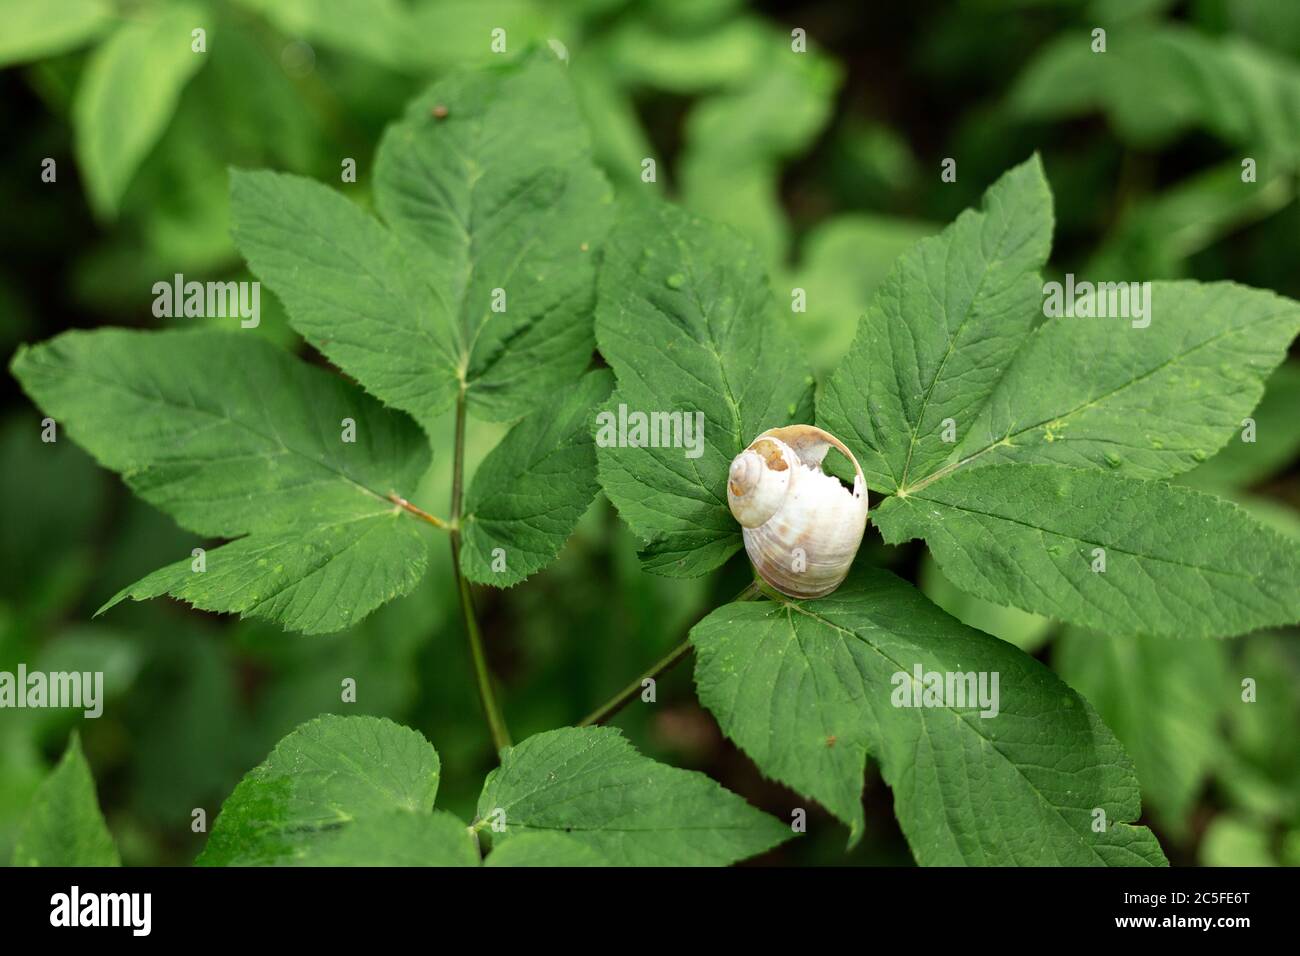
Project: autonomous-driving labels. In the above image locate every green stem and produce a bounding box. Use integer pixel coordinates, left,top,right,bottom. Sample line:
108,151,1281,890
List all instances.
387,493,451,529
449,389,512,753
578,579,765,727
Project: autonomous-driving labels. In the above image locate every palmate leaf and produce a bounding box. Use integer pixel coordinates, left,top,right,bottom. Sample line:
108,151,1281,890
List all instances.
10,329,433,634
477,727,792,866
231,50,612,432
460,370,614,586
691,568,1167,866
595,198,814,576
818,157,1300,639
12,732,119,867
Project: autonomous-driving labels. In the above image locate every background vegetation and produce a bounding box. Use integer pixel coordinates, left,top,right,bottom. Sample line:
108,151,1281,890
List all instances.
2,0,1298,866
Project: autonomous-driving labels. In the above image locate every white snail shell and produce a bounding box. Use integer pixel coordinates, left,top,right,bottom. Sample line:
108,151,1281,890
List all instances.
727,424,868,600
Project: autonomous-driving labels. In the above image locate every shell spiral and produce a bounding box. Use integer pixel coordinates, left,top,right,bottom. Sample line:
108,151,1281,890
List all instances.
726,425,868,599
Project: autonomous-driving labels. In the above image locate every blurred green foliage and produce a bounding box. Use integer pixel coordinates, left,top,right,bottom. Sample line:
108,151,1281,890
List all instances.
1,0,1298,866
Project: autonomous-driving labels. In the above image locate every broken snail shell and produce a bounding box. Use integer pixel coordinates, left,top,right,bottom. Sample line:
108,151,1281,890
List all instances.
726,424,868,599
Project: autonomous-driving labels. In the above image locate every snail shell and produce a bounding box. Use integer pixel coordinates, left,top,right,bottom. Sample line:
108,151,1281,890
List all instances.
727,424,868,599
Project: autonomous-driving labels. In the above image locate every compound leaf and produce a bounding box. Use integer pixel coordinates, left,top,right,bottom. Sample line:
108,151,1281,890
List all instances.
691,568,1167,865
476,726,791,866
231,52,611,428
374,50,613,423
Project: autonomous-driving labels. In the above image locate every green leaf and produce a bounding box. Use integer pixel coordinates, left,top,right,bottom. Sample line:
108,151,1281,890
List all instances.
476,727,791,866
373,51,613,423
230,52,610,428
1054,629,1228,831
405,0,555,70
602,17,771,92
595,198,813,576
229,169,462,435
691,568,1167,865
461,370,613,586
1200,815,1277,867
100,515,428,635
1086,160,1295,279
1011,27,1300,157
949,282,1300,481
12,732,119,866
816,155,1300,641
292,811,479,867
0,0,112,67
1181,361,1300,491
233,0,412,69
73,4,208,216
874,463,1300,638
198,716,445,866
484,832,608,867
818,155,1053,493
10,329,432,633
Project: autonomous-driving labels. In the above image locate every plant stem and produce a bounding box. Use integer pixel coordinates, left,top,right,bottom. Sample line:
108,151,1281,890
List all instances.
387,493,451,529
578,579,764,727
578,638,693,727
449,388,512,752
